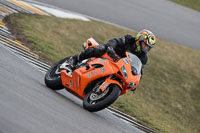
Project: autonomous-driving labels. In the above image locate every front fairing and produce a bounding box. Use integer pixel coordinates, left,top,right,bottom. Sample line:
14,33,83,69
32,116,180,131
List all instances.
129,53,142,75
115,53,142,90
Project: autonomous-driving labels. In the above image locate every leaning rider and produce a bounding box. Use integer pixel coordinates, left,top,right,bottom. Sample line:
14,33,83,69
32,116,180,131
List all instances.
67,29,156,75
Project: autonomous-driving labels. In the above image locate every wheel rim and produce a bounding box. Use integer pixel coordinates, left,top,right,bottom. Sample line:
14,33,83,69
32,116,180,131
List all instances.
86,81,112,105
49,65,61,79
89,88,109,101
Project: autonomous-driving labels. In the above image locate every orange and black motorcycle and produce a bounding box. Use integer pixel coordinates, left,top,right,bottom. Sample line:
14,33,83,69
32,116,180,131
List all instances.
45,38,142,112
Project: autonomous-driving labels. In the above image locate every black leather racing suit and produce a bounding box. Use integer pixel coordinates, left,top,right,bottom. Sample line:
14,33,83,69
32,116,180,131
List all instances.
78,35,148,66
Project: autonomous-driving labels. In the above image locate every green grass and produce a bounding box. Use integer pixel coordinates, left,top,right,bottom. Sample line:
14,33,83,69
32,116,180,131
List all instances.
4,14,200,133
170,0,200,11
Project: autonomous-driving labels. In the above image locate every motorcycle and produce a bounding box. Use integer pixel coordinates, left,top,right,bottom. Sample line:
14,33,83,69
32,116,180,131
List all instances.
44,38,142,112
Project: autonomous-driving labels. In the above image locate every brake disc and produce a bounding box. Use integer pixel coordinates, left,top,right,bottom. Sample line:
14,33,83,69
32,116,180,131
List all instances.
90,87,109,101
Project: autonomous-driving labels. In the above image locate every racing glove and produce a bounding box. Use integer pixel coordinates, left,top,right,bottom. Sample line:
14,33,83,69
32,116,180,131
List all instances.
106,47,120,62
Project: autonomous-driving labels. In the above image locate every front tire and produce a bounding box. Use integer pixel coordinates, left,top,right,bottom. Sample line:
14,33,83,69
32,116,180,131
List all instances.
83,84,121,112
44,57,70,90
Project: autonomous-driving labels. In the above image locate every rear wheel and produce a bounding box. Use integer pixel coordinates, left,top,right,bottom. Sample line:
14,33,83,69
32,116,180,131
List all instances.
83,84,121,112
44,57,70,90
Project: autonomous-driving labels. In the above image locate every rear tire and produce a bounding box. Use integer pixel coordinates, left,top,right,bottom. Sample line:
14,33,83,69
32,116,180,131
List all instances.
44,57,70,90
83,84,121,112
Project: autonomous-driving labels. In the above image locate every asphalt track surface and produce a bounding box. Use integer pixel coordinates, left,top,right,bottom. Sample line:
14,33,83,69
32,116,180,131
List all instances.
0,44,144,133
34,0,200,49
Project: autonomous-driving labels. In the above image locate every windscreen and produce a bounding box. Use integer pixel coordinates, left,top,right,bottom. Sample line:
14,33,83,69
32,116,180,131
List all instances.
128,53,142,75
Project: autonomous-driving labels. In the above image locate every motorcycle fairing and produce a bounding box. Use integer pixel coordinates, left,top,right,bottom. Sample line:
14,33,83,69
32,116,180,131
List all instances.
61,57,118,99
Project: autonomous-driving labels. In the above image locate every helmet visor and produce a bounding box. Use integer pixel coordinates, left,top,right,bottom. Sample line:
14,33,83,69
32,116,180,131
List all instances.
147,35,155,47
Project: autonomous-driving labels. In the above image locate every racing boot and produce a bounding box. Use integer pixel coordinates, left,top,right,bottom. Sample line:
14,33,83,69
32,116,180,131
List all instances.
67,54,79,71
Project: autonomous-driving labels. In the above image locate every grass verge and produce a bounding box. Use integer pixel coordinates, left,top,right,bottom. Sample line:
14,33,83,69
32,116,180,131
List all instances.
170,0,200,11
4,14,200,133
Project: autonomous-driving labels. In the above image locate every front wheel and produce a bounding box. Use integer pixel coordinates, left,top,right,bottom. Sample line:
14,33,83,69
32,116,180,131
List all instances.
83,84,121,112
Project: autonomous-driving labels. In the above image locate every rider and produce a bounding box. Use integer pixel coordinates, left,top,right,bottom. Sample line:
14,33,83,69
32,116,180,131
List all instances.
67,29,156,74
